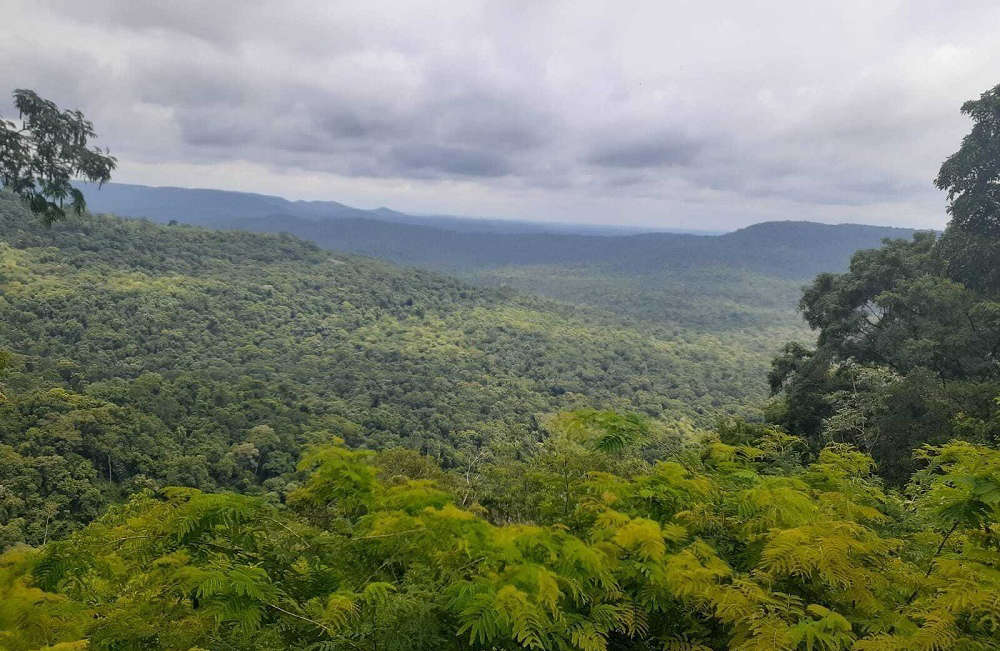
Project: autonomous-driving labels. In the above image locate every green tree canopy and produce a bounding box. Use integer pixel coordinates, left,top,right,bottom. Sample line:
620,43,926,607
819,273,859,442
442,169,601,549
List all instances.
936,83,1000,239
4,427,1000,651
0,89,115,225
769,82,1000,481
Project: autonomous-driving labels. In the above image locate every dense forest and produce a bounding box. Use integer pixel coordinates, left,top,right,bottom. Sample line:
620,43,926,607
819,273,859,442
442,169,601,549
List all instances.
0,190,788,548
3,80,1000,651
223,218,916,336
82,182,914,333
79,181,917,337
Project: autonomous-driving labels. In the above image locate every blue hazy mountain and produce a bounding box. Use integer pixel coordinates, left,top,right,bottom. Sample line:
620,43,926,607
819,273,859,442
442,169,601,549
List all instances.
78,182,701,235
76,181,916,281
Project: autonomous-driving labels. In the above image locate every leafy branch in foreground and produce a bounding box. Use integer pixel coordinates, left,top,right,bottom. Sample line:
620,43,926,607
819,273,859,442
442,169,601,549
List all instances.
0,89,115,225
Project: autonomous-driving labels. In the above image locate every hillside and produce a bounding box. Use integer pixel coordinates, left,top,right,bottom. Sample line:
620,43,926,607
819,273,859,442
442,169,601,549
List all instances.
455,222,921,332
0,192,777,547
0,187,927,554
224,216,914,277
77,182,917,335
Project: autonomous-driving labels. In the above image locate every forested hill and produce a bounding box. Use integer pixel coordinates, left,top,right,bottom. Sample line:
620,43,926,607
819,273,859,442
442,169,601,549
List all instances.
217,214,916,337
0,191,766,547
0,187,920,549
222,215,915,279
76,182,918,340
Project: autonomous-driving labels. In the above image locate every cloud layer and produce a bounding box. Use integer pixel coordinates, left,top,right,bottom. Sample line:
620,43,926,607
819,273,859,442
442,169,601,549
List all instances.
3,0,1000,229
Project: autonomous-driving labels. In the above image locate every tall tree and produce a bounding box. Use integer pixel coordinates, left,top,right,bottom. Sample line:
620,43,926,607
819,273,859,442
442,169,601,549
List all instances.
936,83,1000,238
935,83,1000,293
0,89,115,225
768,82,1000,480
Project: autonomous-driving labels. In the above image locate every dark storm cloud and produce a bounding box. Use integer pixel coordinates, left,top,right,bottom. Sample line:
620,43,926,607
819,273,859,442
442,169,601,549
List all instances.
426,93,553,153
3,0,1000,228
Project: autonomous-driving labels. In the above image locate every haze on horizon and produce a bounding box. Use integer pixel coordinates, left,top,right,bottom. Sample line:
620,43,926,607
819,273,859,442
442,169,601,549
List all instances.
2,0,998,231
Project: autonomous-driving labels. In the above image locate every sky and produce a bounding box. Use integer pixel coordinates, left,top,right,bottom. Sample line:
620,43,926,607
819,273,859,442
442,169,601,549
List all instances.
2,0,999,230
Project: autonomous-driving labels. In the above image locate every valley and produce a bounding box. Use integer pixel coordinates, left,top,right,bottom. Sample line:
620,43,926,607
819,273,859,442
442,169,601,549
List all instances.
0,187,914,549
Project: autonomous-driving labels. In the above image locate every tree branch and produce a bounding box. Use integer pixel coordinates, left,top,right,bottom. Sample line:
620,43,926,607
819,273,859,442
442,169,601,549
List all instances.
905,519,960,605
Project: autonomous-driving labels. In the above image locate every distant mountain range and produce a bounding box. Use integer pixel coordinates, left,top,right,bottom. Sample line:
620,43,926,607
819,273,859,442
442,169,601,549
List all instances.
78,182,699,236
77,182,918,280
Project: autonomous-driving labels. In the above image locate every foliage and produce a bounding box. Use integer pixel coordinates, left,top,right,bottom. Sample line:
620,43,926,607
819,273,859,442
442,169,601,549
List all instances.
0,191,796,546
0,90,115,225
936,82,1000,239
769,83,1000,483
1,423,999,651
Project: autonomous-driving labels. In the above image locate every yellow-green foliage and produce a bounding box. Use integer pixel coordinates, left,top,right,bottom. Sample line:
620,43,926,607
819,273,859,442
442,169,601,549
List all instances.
1,430,999,651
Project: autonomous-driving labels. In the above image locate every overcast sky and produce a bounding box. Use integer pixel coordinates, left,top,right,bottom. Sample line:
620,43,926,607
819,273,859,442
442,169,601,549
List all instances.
2,0,999,230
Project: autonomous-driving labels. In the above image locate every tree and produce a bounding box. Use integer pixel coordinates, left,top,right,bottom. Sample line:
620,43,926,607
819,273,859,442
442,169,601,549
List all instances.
0,89,115,225
0,349,11,401
768,83,1000,481
936,83,1000,238
934,83,1000,293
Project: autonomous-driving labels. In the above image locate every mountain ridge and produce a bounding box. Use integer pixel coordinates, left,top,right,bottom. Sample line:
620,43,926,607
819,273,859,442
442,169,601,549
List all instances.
76,181,919,280
224,212,917,278
77,181,684,235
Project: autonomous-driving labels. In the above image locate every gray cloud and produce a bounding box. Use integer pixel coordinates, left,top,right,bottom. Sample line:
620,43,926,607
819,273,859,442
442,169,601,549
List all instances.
587,133,703,168
2,0,999,229
391,143,512,177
